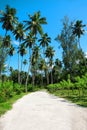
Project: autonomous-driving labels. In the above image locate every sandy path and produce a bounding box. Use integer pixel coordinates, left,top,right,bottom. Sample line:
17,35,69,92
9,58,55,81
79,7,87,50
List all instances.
0,91,87,130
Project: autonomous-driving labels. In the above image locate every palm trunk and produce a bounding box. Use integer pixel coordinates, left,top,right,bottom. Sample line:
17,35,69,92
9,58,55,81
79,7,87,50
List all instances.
46,70,49,85
25,66,29,92
25,48,31,92
20,56,23,84
18,51,20,84
41,74,43,86
21,56,23,72
32,72,35,91
51,68,53,84
0,64,2,81
78,38,81,49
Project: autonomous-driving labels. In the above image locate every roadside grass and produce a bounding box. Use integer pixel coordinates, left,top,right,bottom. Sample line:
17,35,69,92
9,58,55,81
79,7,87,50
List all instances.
48,89,87,107
0,93,26,116
0,86,44,117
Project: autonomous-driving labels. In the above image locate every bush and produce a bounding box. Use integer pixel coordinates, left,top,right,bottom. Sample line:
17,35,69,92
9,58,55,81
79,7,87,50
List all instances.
0,81,13,102
27,84,33,91
13,83,24,94
47,83,62,93
0,81,25,103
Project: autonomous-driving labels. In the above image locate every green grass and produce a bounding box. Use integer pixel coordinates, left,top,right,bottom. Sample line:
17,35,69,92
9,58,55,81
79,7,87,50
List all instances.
0,93,26,116
48,89,87,107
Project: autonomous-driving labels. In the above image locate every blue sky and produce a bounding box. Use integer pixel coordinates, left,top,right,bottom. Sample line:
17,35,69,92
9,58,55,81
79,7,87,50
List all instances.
0,0,87,70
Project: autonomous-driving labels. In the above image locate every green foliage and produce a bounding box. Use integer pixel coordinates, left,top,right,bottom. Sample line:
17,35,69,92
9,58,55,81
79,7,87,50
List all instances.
27,84,33,91
47,73,87,107
0,81,25,103
13,83,24,94
0,93,25,116
0,81,13,102
75,74,87,90
47,78,74,93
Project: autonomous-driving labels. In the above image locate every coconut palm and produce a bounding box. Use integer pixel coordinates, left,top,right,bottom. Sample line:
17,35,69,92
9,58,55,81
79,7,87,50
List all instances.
18,43,27,84
0,5,18,35
3,35,11,48
3,35,11,73
24,11,47,36
23,59,27,71
8,44,15,57
72,20,85,49
13,23,25,41
18,43,27,72
31,45,40,88
13,22,25,84
38,33,51,55
23,32,36,91
53,58,62,83
0,36,8,79
55,58,62,68
45,46,55,84
8,44,15,70
23,32,36,54
39,59,46,86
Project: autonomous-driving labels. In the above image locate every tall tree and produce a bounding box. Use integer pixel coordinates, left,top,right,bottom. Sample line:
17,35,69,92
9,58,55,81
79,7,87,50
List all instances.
0,36,8,79
45,46,55,84
13,22,25,84
31,45,40,88
0,5,17,35
38,58,46,86
38,33,51,55
24,11,47,37
23,32,36,91
3,35,11,48
8,44,15,70
55,17,80,80
72,20,85,49
18,43,27,72
52,58,62,83
23,59,27,71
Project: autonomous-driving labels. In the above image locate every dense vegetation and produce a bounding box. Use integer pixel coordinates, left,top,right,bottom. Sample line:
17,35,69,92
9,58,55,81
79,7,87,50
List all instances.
0,5,87,115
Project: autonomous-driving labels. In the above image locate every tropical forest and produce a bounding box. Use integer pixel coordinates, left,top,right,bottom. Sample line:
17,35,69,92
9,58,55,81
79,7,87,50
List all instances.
0,5,87,116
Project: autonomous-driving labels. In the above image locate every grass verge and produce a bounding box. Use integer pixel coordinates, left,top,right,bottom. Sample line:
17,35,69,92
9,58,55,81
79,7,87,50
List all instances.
0,93,26,117
48,89,87,107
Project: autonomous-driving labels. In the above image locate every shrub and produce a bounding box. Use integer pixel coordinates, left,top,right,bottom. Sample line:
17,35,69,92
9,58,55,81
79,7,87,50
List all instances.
13,83,24,94
0,81,13,102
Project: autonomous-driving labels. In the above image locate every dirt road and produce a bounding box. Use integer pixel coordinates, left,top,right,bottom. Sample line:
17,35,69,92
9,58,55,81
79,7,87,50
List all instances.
0,91,87,130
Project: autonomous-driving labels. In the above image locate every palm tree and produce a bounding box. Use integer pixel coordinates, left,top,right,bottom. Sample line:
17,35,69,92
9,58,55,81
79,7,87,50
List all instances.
18,43,27,84
53,58,62,83
8,44,15,70
0,36,8,79
3,35,12,75
45,46,55,84
23,59,28,71
23,32,36,55
13,23,25,41
9,44,15,57
39,58,46,86
55,58,62,68
0,5,18,35
24,11,47,37
38,33,51,55
23,32,36,91
13,22,25,84
18,43,27,72
73,20,87,68
72,20,85,49
31,45,40,88
3,35,11,48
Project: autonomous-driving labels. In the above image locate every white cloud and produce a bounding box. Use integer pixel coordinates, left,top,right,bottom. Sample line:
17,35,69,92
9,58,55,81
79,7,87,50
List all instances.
85,52,87,58
4,64,8,67
13,40,19,46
